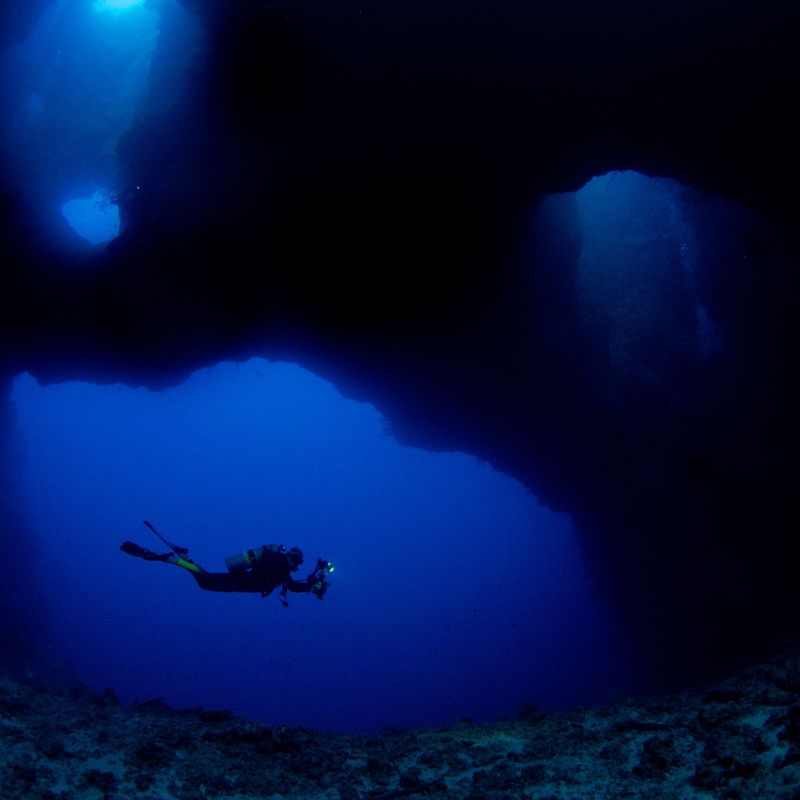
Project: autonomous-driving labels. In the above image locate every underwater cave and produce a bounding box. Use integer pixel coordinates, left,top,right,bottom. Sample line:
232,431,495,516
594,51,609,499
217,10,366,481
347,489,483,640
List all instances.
9,359,633,733
1,0,799,750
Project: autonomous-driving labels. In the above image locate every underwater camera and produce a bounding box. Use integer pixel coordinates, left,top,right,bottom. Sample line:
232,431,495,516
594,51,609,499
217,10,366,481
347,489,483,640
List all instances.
309,558,334,599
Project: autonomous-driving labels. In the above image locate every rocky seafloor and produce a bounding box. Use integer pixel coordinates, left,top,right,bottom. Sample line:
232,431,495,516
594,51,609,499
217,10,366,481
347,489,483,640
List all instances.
3,651,800,800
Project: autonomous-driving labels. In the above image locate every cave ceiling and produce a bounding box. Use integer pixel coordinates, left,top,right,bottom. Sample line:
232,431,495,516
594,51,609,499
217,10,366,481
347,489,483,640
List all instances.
1,0,799,682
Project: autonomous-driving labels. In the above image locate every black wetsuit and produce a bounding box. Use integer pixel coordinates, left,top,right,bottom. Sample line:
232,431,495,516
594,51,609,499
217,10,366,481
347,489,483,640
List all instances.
191,548,313,596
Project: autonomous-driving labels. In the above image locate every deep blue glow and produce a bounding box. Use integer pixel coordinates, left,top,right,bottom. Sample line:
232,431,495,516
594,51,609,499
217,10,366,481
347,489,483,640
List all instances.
93,0,146,15
61,188,120,244
10,360,632,733
0,0,164,252
574,170,724,366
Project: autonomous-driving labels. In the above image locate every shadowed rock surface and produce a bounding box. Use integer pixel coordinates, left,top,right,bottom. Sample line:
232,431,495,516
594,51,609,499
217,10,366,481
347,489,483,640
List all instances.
3,649,800,799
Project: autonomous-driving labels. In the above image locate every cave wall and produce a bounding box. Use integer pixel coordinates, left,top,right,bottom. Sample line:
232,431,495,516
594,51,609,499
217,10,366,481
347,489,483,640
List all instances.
0,378,48,675
1,0,799,684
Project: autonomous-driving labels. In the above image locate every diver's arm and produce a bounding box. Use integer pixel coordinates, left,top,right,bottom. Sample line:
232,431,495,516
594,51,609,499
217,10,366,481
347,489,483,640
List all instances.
279,560,332,599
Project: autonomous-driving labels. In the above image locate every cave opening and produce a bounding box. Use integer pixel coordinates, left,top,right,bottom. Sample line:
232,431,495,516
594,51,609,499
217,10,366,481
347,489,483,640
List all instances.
0,2,797,793
93,0,146,15
60,186,120,244
0,0,199,250
543,168,730,388
4,164,779,731
9,359,634,733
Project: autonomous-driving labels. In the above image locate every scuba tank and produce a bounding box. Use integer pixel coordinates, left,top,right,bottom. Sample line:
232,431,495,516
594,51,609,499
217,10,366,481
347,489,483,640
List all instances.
225,544,283,573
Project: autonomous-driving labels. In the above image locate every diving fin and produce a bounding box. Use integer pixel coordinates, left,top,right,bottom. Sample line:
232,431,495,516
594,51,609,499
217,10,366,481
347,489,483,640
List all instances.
121,540,174,562
121,540,147,558
143,520,190,557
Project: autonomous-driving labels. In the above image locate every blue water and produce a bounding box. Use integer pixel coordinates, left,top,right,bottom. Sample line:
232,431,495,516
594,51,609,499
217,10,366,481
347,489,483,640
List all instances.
61,187,120,243
11,360,631,733
0,0,168,248
1,1,746,736
93,0,146,15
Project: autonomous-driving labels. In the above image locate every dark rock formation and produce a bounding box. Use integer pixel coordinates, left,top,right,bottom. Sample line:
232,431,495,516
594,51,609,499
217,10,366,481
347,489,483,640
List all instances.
3,648,800,799
0,377,49,675
1,0,799,687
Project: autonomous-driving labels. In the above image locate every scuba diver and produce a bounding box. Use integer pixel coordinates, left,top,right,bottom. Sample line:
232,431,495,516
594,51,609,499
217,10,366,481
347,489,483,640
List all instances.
121,521,333,606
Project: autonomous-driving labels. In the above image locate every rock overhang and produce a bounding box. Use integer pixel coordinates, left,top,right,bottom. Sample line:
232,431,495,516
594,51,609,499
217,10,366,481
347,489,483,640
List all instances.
1,0,799,684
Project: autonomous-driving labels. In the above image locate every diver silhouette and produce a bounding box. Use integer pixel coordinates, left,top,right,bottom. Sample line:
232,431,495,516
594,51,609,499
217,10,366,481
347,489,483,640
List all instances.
121,521,333,606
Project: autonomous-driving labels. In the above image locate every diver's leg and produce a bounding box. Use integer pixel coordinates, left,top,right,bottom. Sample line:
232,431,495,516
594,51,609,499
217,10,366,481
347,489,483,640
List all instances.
187,570,241,592
122,541,208,574
121,541,238,591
